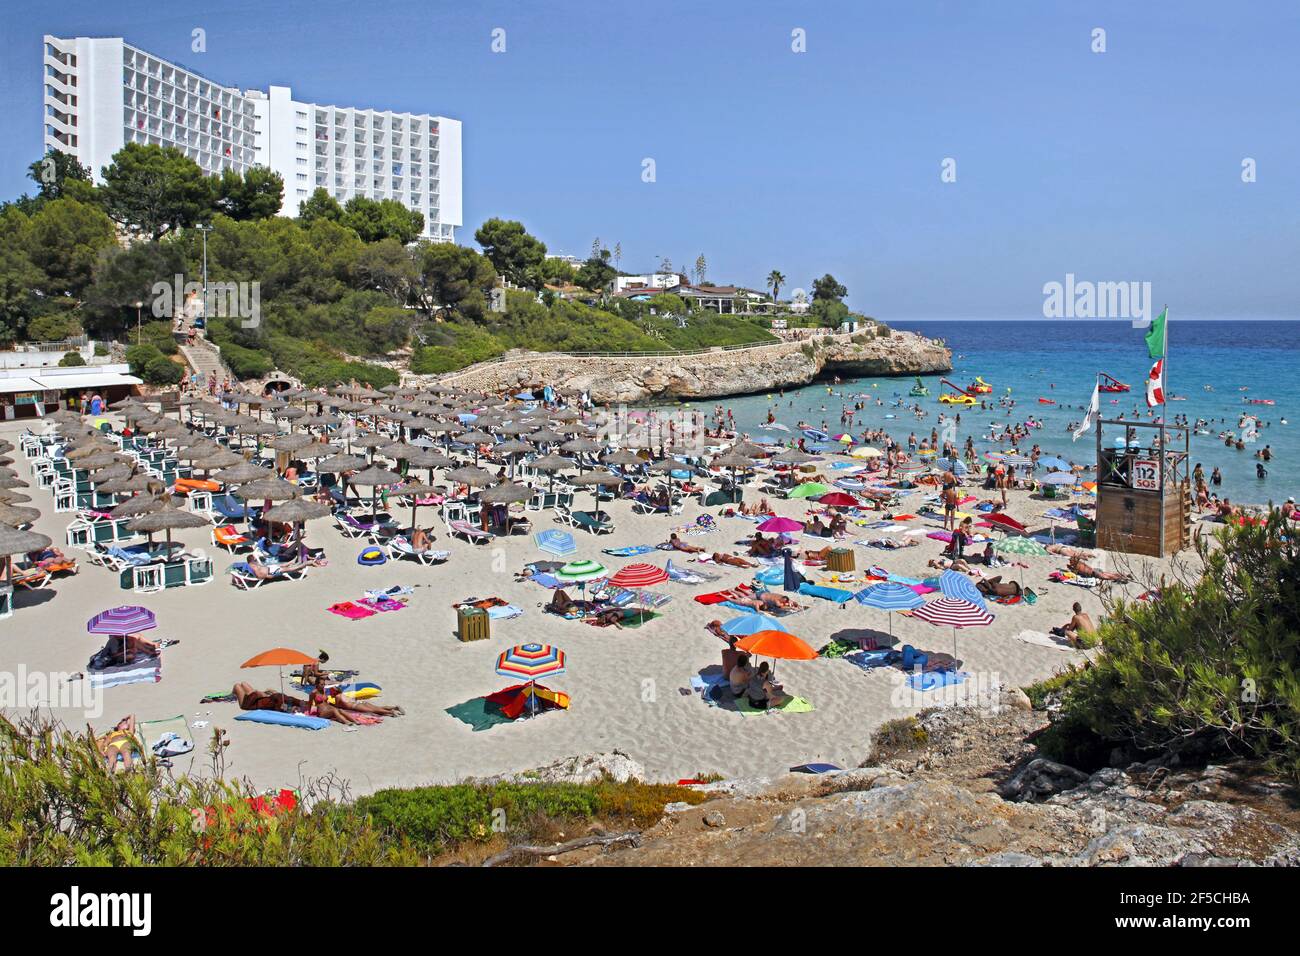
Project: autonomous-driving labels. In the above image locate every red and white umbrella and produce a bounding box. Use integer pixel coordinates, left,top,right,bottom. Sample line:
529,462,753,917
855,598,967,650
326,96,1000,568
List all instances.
608,563,669,589
911,597,994,661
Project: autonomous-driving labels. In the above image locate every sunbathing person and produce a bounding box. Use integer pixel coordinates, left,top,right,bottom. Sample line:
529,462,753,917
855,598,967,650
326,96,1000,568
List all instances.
712,552,757,568
802,545,833,562
732,591,803,613
664,532,704,554
246,555,323,579
1045,544,1095,559
976,575,1022,598
96,715,139,772
232,682,307,714
105,633,161,661
1051,601,1097,647
705,619,729,641
1067,554,1129,582
928,556,976,574
748,533,778,557
309,676,405,723
587,607,627,628
410,526,436,552
873,536,919,549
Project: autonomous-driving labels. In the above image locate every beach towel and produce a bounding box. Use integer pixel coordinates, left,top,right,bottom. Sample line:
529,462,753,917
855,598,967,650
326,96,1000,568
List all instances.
927,530,954,542
602,545,657,557
818,637,862,659
327,601,376,620
842,649,899,672
358,596,407,613
527,572,562,589
235,711,331,731
907,670,970,692
365,584,413,599
1015,629,1076,651
87,656,161,691
736,695,814,715
694,584,755,606
487,603,523,620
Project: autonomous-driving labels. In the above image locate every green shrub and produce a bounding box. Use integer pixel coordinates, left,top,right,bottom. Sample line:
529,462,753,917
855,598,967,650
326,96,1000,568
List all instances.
124,342,163,376
58,351,85,367
0,715,417,866
354,779,706,854
143,355,183,385
1037,515,1300,781
93,343,109,356
868,716,929,762
221,341,274,380
26,312,83,342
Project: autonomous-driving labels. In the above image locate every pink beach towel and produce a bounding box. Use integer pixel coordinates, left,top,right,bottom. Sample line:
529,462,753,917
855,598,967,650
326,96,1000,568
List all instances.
327,601,376,620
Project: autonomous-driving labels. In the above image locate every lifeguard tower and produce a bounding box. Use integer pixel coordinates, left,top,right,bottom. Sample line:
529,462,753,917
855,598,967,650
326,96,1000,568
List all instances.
1094,418,1192,557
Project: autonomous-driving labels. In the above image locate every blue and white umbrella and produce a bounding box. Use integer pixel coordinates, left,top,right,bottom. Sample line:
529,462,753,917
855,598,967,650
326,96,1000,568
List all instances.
1038,456,1071,471
534,529,576,557
1042,472,1076,486
852,581,924,638
935,456,968,475
938,569,986,610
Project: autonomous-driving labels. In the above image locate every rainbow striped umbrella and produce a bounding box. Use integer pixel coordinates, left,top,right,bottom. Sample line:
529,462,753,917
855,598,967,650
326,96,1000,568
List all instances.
912,597,994,661
495,643,567,679
87,605,157,636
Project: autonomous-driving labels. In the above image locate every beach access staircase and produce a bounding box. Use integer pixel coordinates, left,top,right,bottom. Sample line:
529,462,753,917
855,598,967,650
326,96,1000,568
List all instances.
178,337,231,383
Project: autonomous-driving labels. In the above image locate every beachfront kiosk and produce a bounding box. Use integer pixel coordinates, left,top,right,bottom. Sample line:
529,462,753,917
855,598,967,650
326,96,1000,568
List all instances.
1094,418,1192,557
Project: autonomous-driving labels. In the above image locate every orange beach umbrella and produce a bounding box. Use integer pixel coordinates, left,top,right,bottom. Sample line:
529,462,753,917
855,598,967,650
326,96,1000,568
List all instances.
240,647,319,694
735,630,817,660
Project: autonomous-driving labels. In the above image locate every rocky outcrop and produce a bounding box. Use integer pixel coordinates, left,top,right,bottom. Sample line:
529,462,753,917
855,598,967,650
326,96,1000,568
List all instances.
425,330,951,404
486,693,1300,867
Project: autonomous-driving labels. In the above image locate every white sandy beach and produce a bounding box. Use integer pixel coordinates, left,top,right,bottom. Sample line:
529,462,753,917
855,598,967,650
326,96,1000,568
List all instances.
2,417,1183,796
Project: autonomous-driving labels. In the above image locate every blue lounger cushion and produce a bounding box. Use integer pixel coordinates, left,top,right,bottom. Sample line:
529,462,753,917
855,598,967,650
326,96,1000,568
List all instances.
235,711,331,730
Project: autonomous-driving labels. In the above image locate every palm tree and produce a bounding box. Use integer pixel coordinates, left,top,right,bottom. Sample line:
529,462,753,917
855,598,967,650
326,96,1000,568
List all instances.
767,270,786,302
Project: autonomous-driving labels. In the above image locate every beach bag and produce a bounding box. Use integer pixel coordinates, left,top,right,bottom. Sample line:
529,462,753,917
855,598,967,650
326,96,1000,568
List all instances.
1023,588,1038,605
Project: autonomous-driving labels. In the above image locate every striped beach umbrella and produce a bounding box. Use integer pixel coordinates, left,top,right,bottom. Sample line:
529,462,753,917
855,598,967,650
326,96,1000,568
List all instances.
495,642,567,679
556,559,608,584
87,605,157,636
608,563,668,589
534,529,576,557
496,642,567,717
938,569,987,610
912,597,995,661
853,581,924,638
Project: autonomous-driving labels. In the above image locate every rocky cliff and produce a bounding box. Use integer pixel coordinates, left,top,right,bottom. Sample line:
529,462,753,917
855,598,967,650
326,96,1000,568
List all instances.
467,693,1300,868
427,331,951,404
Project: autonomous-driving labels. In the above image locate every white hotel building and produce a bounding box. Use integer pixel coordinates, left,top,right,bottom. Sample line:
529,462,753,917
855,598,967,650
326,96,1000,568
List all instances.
42,36,462,242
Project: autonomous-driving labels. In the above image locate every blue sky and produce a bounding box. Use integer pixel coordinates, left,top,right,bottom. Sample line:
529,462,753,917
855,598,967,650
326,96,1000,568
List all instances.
3,0,1297,320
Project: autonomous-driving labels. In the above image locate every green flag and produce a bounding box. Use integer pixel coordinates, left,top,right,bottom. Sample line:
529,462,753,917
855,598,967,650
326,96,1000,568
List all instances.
1145,307,1168,359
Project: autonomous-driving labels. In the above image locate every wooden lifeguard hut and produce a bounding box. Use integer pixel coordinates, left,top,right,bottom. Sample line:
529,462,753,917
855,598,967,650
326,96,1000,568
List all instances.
1094,418,1192,557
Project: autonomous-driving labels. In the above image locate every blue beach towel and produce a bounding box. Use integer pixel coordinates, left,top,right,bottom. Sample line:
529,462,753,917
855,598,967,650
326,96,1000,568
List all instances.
907,670,970,692
602,545,657,557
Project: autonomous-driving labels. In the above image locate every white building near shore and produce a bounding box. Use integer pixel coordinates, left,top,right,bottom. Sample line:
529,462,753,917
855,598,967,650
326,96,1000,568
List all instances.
41,36,462,242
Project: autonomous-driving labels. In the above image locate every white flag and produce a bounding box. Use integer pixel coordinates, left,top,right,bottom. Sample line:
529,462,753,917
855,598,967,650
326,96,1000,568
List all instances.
1073,383,1099,441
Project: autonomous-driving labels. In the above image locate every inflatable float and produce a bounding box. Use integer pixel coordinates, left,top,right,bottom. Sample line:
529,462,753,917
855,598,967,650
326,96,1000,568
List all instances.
1098,372,1130,393
967,376,993,394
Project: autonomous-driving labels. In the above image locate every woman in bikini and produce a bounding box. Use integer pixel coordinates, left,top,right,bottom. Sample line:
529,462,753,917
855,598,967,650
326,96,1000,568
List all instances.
309,676,405,723
97,715,140,772
712,552,757,568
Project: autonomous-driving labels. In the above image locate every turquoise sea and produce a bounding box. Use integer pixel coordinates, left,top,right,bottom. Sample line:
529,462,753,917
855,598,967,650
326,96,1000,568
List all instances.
699,320,1298,505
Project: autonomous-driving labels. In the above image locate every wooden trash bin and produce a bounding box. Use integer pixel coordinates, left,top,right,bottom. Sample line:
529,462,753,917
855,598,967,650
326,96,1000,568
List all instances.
827,548,855,573
458,606,490,642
